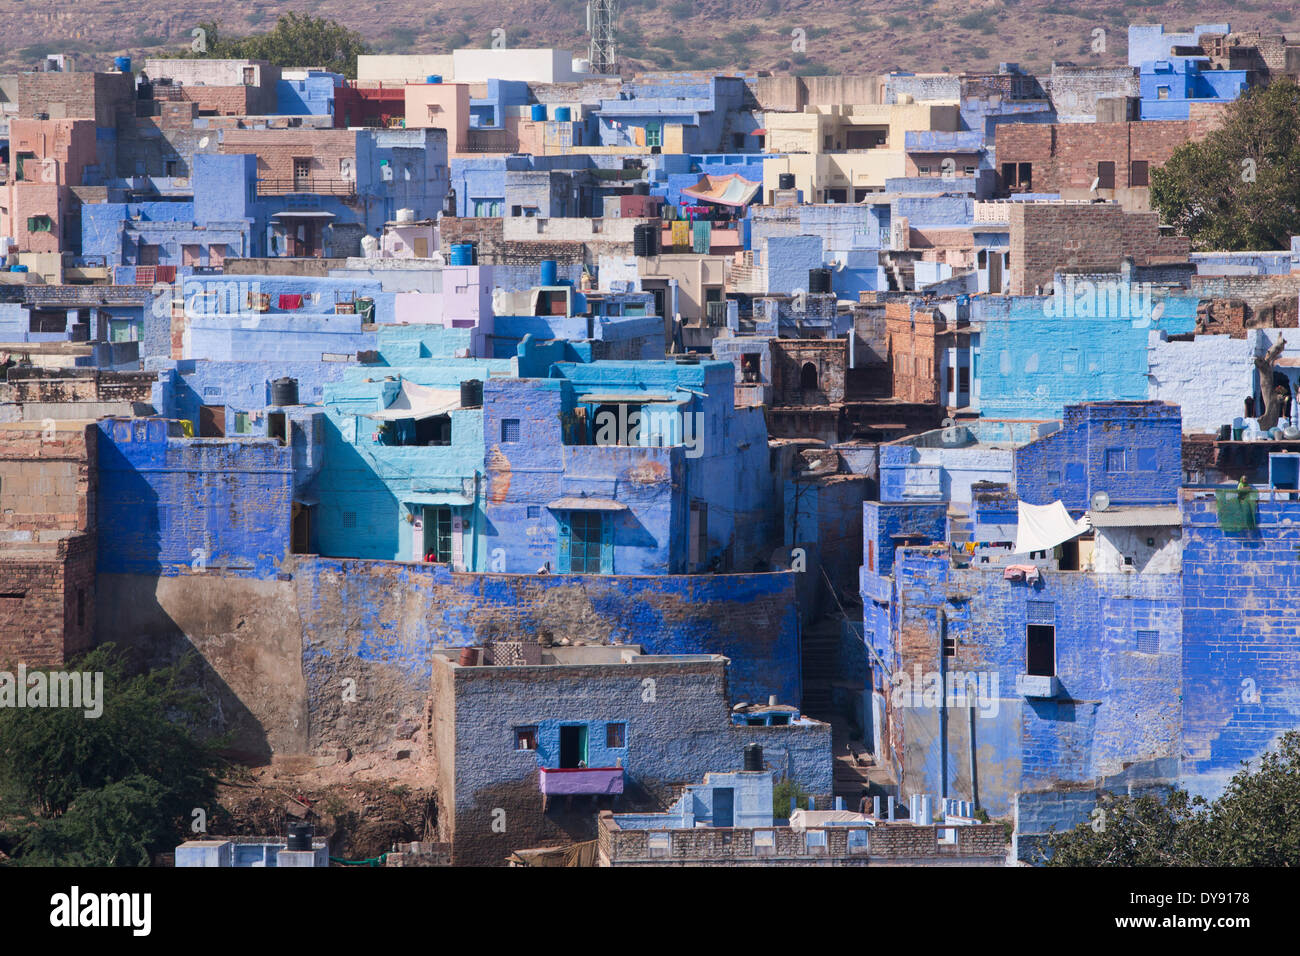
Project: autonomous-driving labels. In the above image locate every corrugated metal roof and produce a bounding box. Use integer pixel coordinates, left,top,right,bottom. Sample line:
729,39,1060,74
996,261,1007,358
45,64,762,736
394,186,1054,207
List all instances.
1088,505,1181,526
547,496,628,511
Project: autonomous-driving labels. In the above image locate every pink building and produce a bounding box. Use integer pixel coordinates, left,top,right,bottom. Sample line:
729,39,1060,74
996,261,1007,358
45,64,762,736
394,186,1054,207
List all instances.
404,82,470,156
2,119,97,254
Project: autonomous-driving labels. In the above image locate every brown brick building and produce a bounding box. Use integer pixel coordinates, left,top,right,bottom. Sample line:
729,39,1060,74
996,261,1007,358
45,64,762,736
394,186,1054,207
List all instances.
886,300,945,405
1006,202,1191,295
0,421,98,668
994,119,1205,212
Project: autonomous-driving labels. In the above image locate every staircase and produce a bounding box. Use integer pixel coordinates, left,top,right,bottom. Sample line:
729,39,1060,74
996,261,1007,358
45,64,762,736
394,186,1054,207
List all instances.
800,616,842,720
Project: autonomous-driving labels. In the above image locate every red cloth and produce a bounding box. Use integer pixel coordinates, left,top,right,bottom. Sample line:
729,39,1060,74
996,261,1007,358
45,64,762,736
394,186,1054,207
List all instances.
279,294,304,310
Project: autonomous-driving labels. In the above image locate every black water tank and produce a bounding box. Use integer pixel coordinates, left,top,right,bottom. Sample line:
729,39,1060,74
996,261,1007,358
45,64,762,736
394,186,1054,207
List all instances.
270,377,299,407
743,743,763,772
461,379,483,408
633,223,659,257
778,173,796,189
633,182,650,196
808,268,832,294
286,822,313,851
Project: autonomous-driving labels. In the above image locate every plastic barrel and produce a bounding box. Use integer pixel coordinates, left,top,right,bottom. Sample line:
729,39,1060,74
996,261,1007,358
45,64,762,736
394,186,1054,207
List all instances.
114,56,132,73
460,380,483,408
539,259,558,287
555,106,572,121
530,103,547,121
449,243,476,266
778,173,795,189
270,377,299,407
743,743,763,771
808,268,832,294
426,74,442,84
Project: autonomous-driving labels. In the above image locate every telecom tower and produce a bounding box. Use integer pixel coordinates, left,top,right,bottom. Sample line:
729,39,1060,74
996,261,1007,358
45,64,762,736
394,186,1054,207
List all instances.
588,0,617,75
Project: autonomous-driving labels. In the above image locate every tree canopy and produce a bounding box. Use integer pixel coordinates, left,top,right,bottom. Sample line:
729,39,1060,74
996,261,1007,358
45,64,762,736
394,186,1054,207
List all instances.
0,645,225,866
169,14,370,80
1045,730,1300,866
1150,79,1300,251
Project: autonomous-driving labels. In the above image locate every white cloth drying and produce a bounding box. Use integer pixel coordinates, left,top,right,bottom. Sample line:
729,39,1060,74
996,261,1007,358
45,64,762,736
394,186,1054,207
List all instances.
1012,500,1091,555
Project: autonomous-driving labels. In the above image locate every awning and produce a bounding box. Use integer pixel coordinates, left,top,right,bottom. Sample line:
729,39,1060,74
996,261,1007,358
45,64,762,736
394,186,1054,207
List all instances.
680,173,761,208
366,381,460,421
1012,500,1091,555
404,492,473,507
548,497,628,511
270,210,337,218
1088,505,1181,527
576,392,680,404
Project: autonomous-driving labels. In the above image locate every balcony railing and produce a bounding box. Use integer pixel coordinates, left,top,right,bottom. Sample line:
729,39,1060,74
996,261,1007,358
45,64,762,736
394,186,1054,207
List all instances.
257,178,356,198
538,766,624,796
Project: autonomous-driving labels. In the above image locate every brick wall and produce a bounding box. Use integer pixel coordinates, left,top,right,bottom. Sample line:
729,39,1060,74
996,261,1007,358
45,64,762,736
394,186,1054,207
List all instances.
438,216,588,266
0,534,95,669
219,129,358,185
771,339,846,405
0,421,97,538
995,120,1195,199
1191,275,1300,335
885,300,943,404
1007,203,1191,295
16,72,134,126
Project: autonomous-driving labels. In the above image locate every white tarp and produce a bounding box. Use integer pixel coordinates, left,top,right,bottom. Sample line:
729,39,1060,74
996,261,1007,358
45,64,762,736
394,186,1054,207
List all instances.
1012,500,1091,555
366,381,460,421
789,809,875,832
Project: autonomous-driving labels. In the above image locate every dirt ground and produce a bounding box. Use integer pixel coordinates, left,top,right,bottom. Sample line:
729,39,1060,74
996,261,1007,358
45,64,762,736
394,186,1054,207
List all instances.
211,749,439,862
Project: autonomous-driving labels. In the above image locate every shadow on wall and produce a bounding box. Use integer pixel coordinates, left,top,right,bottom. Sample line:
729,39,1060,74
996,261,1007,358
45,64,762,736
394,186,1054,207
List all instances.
95,572,308,765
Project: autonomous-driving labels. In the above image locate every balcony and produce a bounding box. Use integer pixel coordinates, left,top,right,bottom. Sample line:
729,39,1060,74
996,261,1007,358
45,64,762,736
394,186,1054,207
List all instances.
257,177,356,199
1015,674,1062,698
538,766,624,797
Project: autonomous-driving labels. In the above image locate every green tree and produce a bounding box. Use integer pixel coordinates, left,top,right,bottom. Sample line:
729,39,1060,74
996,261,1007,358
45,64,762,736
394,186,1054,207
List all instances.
1150,79,1300,251
1046,731,1300,866
0,645,225,866
163,14,369,79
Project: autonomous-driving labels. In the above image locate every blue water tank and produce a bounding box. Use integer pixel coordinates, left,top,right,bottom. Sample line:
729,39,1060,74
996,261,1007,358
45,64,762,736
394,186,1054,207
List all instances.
114,56,132,73
426,74,442,84
10,264,29,273
449,243,476,266
530,104,547,121
539,259,558,287
555,106,572,122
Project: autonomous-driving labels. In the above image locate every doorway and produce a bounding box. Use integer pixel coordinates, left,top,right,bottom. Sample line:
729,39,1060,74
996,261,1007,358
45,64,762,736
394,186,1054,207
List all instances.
559,725,587,768
198,405,225,437
422,506,452,563
713,787,734,827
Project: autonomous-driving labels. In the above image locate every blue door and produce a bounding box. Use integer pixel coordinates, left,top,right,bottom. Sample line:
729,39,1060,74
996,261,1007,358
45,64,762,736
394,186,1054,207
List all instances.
713,788,734,828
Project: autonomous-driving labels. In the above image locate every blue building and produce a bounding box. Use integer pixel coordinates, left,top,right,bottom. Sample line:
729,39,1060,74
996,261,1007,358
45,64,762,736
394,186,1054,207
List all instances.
861,402,1186,817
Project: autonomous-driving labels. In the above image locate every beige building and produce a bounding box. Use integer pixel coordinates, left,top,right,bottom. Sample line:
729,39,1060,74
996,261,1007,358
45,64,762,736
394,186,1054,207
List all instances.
762,101,961,202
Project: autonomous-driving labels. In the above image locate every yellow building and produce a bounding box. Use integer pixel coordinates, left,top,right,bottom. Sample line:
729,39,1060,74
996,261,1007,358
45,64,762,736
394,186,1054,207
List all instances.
761,99,961,203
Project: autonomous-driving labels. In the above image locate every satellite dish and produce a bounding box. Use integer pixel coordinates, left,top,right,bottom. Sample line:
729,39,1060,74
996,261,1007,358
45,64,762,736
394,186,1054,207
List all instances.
1090,490,1111,512
1089,177,1100,193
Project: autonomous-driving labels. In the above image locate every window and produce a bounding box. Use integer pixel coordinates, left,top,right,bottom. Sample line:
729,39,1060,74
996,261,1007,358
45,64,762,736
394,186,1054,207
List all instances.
1136,630,1160,654
27,215,53,233
1130,160,1149,187
342,511,357,529
293,157,311,187
568,510,605,573
1106,448,1127,473
515,726,537,750
800,362,819,390
1047,470,1061,486
1157,86,1170,100
942,635,956,657
645,123,662,148
733,133,746,149
1027,624,1055,677
648,832,671,856
242,67,256,85
917,165,931,175
501,418,521,442
606,722,626,748
1018,162,1032,189
527,505,541,519
1096,161,1115,190
964,165,976,175
1136,447,1158,471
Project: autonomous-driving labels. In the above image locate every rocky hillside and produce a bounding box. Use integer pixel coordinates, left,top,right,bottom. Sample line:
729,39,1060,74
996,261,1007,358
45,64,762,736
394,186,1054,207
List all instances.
0,0,1296,77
